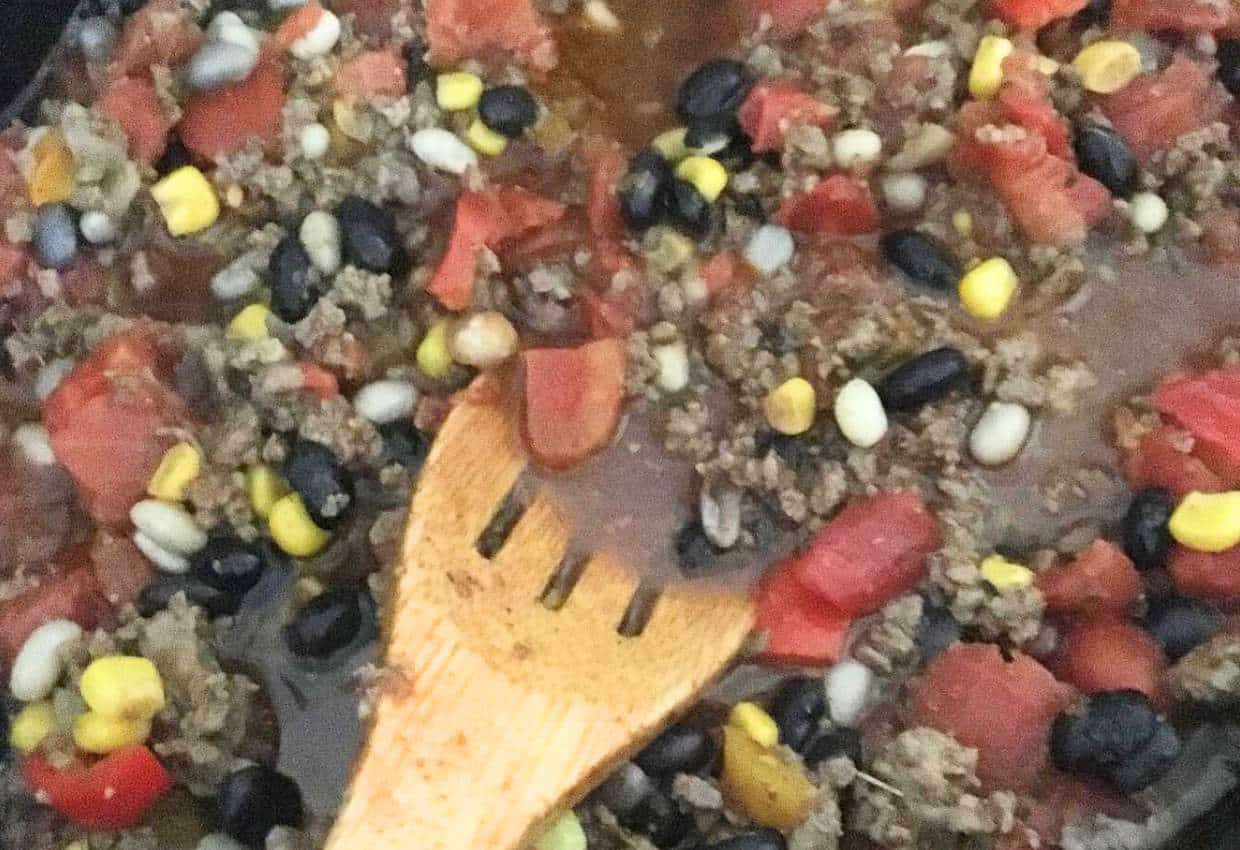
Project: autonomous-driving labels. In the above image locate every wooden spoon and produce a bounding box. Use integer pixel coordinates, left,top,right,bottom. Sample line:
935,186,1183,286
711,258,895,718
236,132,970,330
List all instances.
324,397,755,850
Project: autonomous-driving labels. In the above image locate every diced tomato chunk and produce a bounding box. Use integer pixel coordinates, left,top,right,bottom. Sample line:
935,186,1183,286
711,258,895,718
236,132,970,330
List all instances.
697,250,753,298
996,84,1071,159
754,565,852,666
986,0,1086,29
912,643,1073,790
522,338,626,469
23,745,173,830
783,491,939,616
738,82,837,153
1055,620,1168,707
331,0,404,39
335,50,407,100
273,2,327,50
108,0,203,79
1169,545,1240,602
428,186,566,310
581,285,645,339
424,0,557,72
774,175,881,237
1124,424,1226,497
1151,366,1240,486
299,362,341,399
742,0,828,36
1037,540,1142,617
1100,56,1218,163
179,54,285,160
583,139,626,240
1109,0,1230,34
95,77,171,163
0,568,111,666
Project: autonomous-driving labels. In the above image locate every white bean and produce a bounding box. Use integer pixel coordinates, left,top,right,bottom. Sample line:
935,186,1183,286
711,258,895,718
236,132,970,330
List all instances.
184,42,260,92
833,378,888,449
880,172,927,214
353,380,418,425
290,9,341,59
300,123,331,160
299,210,342,275
34,357,74,400
12,423,56,466
130,499,208,556
832,128,882,169
1129,192,1168,234
133,530,191,574
10,619,82,702
652,342,689,393
207,12,261,55
968,401,1031,466
743,224,794,276
410,127,479,176
825,659,872,727
79,210,118,245
450,312,519,368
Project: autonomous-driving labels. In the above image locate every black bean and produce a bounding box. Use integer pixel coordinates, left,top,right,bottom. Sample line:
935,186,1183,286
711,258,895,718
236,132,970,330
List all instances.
620,149,672,232
666,178,714,240
1074,123,1137,197
1074,0,1110,25
379,420,429,470
403,40,429,91
594,762,655,817
675,521,724,573
916,603,962,664
732,192,767,222
634,723,715,777
478,85,539,138
880,229,959,291
803,727,864,768
217,765,304,847
618,790,695,849
767,676,826,753
284,588,369,658
1050,690,1180,793
336,195,403,274
704,830,787,850
191,535,275,598
684,115,737,156
283,439,354,529
1122,487,1175,571
878,347,969,412
33,204,78,270
1219,40,1240,97
137,575,238,618
269,234,317,322
677,59,754,124
1143,596,1223,661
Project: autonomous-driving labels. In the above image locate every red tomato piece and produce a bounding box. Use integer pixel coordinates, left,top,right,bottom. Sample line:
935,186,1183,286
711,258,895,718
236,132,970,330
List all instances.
1055,620,1168,707
986,0,1086,28
698,250,752,298
738,82,837,153
1152,366,1240,485
1100,55,1218,163
424,0,557,72
299,362,340,399
583,138,626,240
1109,0,1230,33
1169,545,1240,602
0,568,111,666
996,84,1071,159
581,285,646,339
784,490,939,616
335,50,407,100
108,0,203,79
273,2,326,50
179,54,285,160
522,338,625,469
331,0,404,39
23,745,173,830
428,186,566,310
754,564,852,665
774,175,881,237
1124,424,1226,497
95,77,171,163
89,532,156,608
742,0,828,37
911,643,1072,790
1037,540,1142,617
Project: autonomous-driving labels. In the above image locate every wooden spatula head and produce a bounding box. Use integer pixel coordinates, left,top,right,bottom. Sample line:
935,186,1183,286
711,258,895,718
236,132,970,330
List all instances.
325,399,754,850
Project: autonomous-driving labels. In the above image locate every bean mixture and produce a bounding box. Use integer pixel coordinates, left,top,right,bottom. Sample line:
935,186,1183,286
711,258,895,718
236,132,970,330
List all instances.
2,0,1240,848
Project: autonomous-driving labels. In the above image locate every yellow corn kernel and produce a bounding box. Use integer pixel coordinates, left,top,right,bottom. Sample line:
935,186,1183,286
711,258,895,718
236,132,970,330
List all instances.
465,118,509,156
63,841,89,850
652,127,689,161
73,710,152,754
80,656,165,721
674,155,728,203
28,132,75,206
952,209,974,238
763,377,816,436
646,229,696,273
332,99,370,143
417,320,455,379
1169,491,1240,553
147,442,202,502
223,183,245,208
958,256,1018,320
269,493,332,557
980,554,1035,590
227,303,273,342
436,72,484,111
968,35,1014,99
150,166,220,237
531,112,575,154
728,701,780,748
534,811,587,850
1036,55,1061,76
1073,41,1142,94
247,464,289,521
9,701,56,754
721,726,815,829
